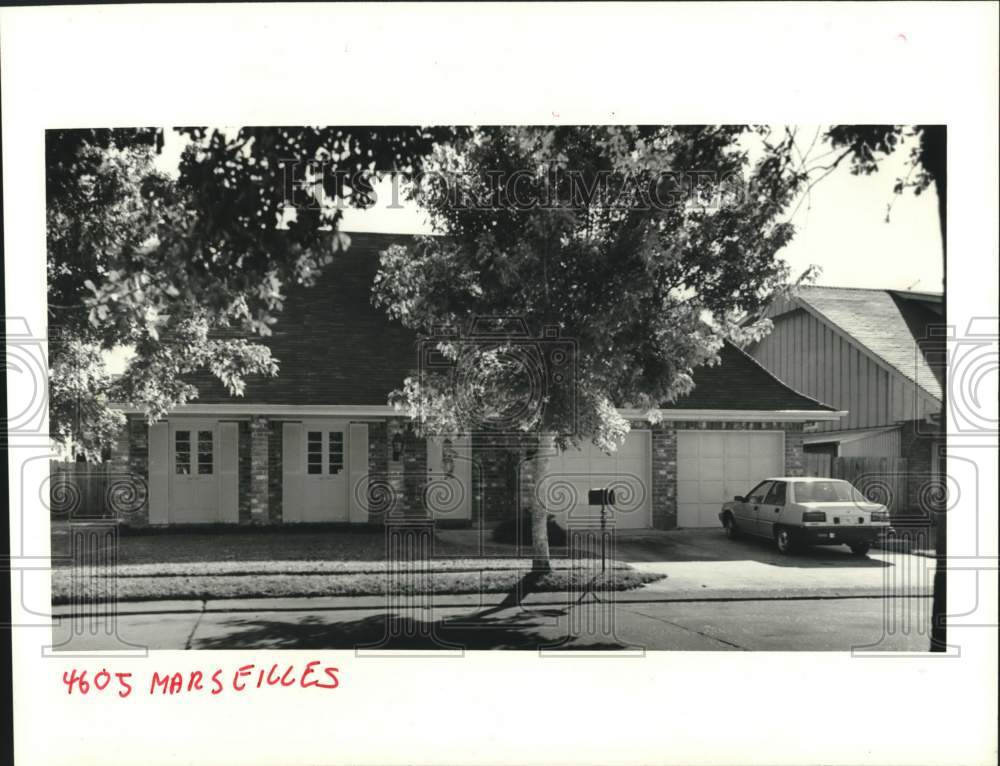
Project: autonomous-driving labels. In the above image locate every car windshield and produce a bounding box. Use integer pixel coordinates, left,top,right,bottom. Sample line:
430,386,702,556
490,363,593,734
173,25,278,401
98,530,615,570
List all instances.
793,480,868,503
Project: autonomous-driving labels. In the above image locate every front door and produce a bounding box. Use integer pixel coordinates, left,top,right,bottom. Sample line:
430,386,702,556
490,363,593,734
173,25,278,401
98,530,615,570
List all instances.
169,420,220,523
302,419,349,522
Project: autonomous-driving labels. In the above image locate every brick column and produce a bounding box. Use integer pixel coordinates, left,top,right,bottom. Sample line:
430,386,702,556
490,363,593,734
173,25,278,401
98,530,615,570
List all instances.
651,423,677,529
401,426,428,518
249,416,270,523
783,423,806,477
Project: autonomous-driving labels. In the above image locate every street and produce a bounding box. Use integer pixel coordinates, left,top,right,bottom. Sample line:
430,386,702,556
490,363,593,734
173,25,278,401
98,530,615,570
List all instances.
51,593,932,652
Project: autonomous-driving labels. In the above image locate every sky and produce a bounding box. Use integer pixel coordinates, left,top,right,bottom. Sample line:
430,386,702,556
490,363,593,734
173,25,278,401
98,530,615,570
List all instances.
155,127,945,293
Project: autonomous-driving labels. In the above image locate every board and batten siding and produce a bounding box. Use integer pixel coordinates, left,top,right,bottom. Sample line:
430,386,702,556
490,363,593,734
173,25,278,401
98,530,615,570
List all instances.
749,307,939,433
838,428,902,458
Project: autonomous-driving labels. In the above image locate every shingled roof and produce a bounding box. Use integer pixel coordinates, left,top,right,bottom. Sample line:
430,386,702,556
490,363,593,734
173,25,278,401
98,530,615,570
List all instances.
782,286,944,402
189,232,837,414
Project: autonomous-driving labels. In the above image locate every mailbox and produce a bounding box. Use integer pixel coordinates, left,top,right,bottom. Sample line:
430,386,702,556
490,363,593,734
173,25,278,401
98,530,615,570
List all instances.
588,487,615,507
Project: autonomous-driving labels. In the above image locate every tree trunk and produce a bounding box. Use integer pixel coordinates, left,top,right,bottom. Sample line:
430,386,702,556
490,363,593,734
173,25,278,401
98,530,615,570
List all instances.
531,434,554,572
921,124,947,652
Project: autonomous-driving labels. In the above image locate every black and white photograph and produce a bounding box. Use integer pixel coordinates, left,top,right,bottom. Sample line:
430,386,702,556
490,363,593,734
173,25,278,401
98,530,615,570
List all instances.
44,123,950,653
3,4,997,766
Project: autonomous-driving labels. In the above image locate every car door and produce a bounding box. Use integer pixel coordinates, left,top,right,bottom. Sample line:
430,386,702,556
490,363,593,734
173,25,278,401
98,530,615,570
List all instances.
758,480,787,538
737,481,772,536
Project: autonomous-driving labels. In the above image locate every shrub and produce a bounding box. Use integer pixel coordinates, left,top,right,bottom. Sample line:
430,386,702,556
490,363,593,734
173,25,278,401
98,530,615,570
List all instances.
491,511,567,546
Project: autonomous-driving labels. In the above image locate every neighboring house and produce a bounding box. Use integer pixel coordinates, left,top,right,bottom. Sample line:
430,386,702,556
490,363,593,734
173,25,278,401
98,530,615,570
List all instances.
745,285,945,515
109,233,843,531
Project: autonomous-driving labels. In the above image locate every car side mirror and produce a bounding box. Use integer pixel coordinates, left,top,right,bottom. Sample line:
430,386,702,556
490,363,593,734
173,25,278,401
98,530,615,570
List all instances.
734,495,745,503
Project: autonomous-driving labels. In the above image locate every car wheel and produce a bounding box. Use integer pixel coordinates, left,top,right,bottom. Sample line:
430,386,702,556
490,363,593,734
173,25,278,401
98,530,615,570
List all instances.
775,528,796,554
723,513,740,539
850,542,871,556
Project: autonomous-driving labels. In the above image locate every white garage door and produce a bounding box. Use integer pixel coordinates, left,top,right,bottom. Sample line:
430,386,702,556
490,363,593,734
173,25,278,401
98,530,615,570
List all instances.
676,431,784,527
539,431,651,529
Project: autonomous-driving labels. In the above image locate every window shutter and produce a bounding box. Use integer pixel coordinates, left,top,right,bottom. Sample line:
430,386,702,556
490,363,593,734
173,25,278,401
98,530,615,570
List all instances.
148,422,169,524
348,423,369,523
282,422,304,522
218,422,239,523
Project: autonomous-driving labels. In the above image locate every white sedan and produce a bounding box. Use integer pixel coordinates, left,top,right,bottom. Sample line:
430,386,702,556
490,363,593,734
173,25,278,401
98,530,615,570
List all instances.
718,477,891,555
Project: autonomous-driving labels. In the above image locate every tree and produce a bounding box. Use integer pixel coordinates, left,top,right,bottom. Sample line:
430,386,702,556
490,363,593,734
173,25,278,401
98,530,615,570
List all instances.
372,126,809,570
47,127,461,459
822,125,948,652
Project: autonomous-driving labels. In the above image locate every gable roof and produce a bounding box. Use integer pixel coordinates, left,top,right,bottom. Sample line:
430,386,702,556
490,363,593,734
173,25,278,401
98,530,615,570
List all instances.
187,232,837,416
673,341,837,413
775,286,944,402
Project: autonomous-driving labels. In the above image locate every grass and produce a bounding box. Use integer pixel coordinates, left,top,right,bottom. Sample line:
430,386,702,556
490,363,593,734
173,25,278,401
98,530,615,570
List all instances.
51,561,664,604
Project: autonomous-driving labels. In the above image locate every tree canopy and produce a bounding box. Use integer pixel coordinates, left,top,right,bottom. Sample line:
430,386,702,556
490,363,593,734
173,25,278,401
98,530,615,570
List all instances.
47,126,461,458
372,126,809,451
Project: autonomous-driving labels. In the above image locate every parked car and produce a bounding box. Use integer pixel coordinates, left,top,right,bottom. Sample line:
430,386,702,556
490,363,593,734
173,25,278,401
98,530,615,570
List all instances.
718,477,891,555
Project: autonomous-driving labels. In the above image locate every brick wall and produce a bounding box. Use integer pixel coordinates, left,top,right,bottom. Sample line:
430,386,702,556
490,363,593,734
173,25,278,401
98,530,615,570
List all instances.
651,426,677,529
249,416,270,523
471,432,538,525
400,426,428,518
267,421,283,524
239,421,252,524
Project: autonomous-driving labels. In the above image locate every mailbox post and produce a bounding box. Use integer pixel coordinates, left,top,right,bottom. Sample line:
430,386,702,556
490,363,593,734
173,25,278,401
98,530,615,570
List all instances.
587,487,615,572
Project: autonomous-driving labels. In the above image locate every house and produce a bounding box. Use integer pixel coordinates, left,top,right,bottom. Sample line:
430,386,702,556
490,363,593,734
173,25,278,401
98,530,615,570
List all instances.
745,285,945,517
109,232,844,531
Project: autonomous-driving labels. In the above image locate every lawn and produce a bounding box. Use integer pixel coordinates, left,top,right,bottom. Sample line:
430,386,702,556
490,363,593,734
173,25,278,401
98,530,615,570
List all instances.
50,523,562,566
49,523,663,603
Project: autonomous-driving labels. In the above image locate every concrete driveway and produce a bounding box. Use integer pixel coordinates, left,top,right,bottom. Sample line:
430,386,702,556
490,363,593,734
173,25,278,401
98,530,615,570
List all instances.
612,529,934,600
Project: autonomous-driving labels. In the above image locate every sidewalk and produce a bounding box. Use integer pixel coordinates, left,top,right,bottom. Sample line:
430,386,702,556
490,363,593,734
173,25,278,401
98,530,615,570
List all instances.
51,548,934,619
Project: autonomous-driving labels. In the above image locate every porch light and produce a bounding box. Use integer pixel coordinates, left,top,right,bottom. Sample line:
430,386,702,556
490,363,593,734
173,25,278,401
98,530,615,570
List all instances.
391,431,404,461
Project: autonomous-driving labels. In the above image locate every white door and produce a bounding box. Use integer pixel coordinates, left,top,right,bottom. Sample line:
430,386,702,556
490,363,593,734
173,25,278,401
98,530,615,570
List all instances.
282,419,358,522
303,419,348,522
539,431,652,529
169,420,220,523
676,431,784,527
426,435,472,521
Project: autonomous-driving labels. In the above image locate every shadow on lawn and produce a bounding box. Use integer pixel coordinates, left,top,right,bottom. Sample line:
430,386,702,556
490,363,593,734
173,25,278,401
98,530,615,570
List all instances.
192,573,627,651
191,609,626,651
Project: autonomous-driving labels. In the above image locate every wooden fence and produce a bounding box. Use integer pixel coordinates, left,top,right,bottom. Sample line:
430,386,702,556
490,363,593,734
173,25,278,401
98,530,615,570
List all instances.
804,454,910,517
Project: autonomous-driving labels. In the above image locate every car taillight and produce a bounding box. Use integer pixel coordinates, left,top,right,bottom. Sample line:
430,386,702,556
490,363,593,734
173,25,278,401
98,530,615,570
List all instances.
871,511,889,523
802,511,827,522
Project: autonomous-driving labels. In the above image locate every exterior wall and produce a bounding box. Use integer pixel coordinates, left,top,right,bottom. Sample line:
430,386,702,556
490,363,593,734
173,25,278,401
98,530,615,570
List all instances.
838,427,902,459
471,432,539,526
239,421,252,523
266,420,282,523
749,308,940,432
118,413,815,531
249,416,270,523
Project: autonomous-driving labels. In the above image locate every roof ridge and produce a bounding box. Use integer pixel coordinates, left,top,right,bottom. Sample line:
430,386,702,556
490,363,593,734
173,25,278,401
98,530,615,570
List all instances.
800,284,943,297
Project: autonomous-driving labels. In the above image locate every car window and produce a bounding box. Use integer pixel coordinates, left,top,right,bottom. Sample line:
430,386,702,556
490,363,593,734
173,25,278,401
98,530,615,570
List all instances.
764,481,786,506
746,481,773,503
793,480,865,503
